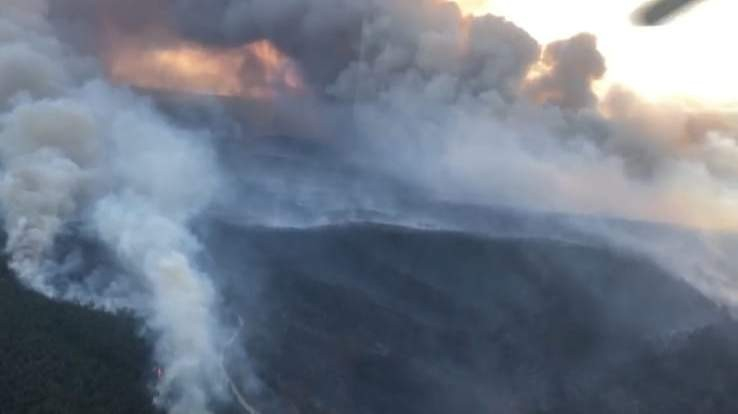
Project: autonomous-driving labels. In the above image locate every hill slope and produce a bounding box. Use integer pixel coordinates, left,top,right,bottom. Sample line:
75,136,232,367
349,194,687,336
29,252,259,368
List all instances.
3,216,738,413
0,259,159,414
207,222,738,414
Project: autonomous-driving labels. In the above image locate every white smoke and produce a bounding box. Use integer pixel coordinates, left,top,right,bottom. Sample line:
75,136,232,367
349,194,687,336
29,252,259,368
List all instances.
0,2,227,413
0,96,101,292
88,84,226,410
5,0,738,411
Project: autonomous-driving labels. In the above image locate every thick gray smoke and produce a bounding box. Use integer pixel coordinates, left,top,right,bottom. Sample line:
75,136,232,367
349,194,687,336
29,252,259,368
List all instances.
524,33,606,109
0,99,97,294
160,0,738,306
169,0,542,102
0,2,226,413
5,0,738,412
154,0,737,219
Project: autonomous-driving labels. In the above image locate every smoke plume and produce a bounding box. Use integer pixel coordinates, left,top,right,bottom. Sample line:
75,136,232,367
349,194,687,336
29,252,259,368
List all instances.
99,0,738,307
4,0,738,412
150,0,737,231
1,1,226,413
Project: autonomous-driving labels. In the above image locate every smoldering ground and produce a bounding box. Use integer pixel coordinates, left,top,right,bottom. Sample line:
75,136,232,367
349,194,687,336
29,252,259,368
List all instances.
3,0,738,413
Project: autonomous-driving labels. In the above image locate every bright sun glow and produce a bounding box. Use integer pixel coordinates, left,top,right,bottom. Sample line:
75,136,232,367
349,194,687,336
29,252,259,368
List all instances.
455,0,738,108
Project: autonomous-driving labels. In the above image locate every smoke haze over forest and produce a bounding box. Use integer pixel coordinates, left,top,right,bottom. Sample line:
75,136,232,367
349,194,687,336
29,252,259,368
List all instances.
3,0,738,413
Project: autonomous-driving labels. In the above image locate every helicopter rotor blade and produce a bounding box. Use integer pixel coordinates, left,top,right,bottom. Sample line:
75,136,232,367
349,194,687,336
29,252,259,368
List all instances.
633,0,705,25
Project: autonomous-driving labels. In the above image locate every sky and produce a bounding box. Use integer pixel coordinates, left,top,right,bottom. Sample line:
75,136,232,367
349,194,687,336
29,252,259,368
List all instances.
457,0,738,109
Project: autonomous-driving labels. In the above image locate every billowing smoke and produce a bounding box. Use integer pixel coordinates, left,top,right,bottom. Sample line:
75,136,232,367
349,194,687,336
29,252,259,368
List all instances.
5,0,738,412
50,0,738,228
86,86,226,411
121,0,738,306
151,0,738,227
0,99,97,293
525,33,606,109
1,1,226,413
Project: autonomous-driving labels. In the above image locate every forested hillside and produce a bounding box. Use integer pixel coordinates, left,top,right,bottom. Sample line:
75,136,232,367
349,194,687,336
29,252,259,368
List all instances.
210,222,738,414
0,258,159,414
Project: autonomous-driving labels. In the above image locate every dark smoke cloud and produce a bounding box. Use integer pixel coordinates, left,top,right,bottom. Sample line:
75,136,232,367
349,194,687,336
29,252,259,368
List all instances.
10,1,738,411
50,0,737,228
53,0,544,103
169,0,541,102
525,33,606,110
171,0,372,87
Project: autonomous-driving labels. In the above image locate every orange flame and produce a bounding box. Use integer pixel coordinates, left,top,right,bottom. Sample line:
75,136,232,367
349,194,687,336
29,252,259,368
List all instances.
96,3,304,101
106,38,303,99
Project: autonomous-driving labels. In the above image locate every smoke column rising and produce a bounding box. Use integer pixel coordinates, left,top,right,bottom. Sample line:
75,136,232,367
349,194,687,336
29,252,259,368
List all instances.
0,2,226,413
4,0,738,411
87,85,226,411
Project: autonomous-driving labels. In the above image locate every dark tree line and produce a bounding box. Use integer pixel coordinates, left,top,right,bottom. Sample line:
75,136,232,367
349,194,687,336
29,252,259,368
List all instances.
0,258,161,414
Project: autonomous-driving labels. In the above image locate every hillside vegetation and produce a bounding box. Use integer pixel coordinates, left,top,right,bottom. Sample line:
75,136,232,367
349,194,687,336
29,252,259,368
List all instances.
0,258,159,414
